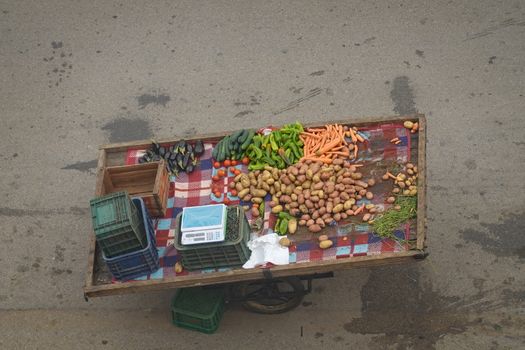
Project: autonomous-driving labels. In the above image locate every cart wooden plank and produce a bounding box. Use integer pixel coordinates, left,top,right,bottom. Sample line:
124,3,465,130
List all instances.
84,114,427,298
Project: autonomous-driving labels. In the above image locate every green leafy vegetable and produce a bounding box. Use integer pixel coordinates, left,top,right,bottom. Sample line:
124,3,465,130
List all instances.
371,196,417,240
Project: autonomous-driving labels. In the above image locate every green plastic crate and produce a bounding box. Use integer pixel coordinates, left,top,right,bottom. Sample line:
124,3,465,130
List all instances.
173,206,251,270
90,192,147,258
171,287,225,334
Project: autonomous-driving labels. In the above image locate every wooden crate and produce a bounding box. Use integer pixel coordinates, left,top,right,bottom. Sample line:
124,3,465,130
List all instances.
102,160,169,217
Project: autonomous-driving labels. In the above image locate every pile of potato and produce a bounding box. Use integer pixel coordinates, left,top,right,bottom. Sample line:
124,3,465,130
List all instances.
383,162,418,202
274,159,377,232
230,167,279,218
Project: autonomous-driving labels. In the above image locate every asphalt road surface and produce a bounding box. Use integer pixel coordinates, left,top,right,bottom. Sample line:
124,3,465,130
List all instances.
1,1,524,349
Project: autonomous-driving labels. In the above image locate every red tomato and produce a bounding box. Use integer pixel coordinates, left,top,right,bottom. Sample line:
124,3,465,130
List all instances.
233,169,241,176
224,160,231,167
213,161,221,169
229,167,236,173
223,198,231,205
212,175,220,182
214,191,221,198
230,189,238,196
217,169,226,177
231,160,238,166
242,157,249,165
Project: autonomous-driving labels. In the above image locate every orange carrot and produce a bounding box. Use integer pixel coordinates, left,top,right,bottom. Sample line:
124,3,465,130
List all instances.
348,128,357,143
354,204,365,215
316,139,340,155
327,151,350,157
353,144,358,159
390,137,399,143
301,132,321,139
386,172,397,180
356,132,364,143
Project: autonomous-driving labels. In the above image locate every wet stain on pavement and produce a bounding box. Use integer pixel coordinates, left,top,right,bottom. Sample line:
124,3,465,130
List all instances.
309,70,325,76
44,41,73,88
415,50,425,58
343,265,468,350
390,76,417,115
461,211,525,258
137,93,170,109
62,159,98,173
464,159,477,170
102,117,152,142
489,56,497,64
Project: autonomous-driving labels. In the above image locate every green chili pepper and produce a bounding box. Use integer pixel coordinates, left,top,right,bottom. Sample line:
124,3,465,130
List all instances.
273,131,281,143
274,218,281,233
259,202,265,218
270,134,279,151
279,218,289,235
290,143,301,159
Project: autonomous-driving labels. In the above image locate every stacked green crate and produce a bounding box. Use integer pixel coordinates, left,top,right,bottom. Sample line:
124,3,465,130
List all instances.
171,287,225,333
90,192,147,258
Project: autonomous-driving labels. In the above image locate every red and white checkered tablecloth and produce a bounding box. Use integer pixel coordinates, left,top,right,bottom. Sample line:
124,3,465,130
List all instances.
113,122,416,282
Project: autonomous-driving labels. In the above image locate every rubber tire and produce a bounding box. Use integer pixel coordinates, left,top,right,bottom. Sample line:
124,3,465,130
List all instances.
239,277,305,314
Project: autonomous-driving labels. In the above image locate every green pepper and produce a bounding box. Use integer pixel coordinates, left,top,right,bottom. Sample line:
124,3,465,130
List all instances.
259,202,265,218
274,218,281,233
290,142,302,159
252,146,263,159
274,131,281,143
279,218,288,235
248,162,267,171
253,135,262,148
269,134,279,151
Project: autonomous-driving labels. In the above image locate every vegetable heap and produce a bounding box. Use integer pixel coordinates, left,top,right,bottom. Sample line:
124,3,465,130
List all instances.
300,124,365,164
245,123,304,170
212,129,255,162
140,140,204,175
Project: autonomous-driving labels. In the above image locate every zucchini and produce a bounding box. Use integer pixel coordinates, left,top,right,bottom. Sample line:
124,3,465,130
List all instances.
230,130,243,143
237,129,249,143
240,129,255,150
217,136,229,161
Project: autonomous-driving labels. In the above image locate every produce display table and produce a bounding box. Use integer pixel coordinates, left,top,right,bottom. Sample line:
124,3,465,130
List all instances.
84,114,427,299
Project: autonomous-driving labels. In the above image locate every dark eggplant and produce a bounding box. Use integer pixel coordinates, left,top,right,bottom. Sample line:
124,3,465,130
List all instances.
186,163,195,173
152,154,161,161
158,146,166,157
169,144,175,153
178,140,187,154
182,152,191,169
169,153,177,162
151,141,160,154
186,143,193,155
194,140,204,156
138,157,146,163
164,151,172,160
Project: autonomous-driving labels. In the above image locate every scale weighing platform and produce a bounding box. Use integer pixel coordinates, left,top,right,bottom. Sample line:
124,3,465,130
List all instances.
180,204,227,245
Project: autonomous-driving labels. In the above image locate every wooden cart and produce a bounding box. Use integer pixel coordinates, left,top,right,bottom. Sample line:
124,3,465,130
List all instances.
84,114,427,313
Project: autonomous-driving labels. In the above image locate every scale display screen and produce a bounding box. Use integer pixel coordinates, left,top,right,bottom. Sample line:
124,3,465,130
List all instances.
180,204,226,245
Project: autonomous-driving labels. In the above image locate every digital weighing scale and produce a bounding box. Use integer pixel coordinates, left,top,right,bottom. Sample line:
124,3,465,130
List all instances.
180,204,227,245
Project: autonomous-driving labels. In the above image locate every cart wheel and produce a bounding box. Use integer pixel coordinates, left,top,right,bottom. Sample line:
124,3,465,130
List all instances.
238,277,305,314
